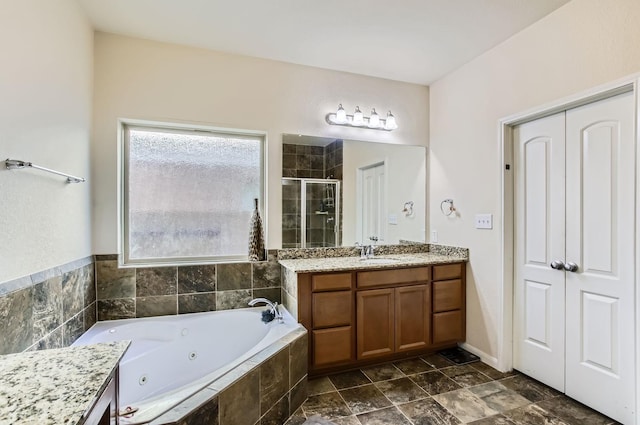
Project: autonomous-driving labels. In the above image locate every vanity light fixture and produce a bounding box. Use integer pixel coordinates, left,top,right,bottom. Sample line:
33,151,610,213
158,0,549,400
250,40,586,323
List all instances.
326,104,398,131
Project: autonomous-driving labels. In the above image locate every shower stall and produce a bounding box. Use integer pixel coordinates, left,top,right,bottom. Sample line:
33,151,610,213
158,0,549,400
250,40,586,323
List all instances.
282,178,341,248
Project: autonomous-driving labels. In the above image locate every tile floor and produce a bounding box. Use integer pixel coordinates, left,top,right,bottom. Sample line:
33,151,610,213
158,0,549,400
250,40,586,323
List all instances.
285,355,619,425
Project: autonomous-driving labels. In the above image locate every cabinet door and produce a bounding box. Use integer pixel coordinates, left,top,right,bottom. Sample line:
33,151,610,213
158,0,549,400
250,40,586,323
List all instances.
395,284,430,352
357,288,394,359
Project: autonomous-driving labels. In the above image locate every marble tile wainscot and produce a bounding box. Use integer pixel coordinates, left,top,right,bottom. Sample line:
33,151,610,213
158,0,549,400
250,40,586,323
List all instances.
95,250,282,320
0,256,96,355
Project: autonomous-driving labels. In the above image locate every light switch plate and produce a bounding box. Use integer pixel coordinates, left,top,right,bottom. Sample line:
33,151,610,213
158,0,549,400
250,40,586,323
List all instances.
475,214,493,229
388,214,398,225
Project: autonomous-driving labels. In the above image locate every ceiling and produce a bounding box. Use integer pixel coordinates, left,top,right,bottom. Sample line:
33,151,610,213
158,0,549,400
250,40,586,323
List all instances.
77,0,570,85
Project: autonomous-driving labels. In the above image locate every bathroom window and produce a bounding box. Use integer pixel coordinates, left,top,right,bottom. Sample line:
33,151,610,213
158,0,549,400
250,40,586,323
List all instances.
119,120,266,266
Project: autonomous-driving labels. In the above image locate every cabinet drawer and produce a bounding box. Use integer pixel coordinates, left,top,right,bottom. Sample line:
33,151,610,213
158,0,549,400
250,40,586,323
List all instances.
433,279,463,312
312,291,352,328
313,326,352,366
312,273,352,291
432,310,464,344
432,263,463,281
357,267,430,289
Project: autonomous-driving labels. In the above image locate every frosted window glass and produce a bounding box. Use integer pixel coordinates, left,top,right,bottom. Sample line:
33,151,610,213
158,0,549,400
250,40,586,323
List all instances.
125,127,262,262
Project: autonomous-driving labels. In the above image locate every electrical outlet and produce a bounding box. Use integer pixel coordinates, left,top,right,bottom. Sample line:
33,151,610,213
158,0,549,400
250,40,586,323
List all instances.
431,230,438,242
475,214,493,229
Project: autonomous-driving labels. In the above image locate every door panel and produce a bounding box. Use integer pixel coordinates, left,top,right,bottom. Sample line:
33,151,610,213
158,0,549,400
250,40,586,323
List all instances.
356,288,394,359
581,292,618,372
514,112,566,391
524,280,552,348
395,284,430,352
565,92,635,423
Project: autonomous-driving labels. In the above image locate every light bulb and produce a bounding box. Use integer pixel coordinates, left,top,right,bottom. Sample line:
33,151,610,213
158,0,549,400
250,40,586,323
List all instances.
353,106,364,126
335,104,347,124
368,108,380,128
385,110,397,130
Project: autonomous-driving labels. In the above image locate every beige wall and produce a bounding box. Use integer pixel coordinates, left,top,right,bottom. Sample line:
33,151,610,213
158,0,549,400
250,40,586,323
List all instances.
0,0,93,284
92,33,429,254
429,0,640,361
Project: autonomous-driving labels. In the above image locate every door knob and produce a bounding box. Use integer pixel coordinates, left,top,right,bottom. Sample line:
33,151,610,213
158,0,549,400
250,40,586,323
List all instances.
550,260,565,270
564,262,579,272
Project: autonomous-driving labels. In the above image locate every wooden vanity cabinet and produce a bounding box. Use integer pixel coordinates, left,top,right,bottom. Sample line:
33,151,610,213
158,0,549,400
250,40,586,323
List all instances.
298,262,465,375
356,267,431,360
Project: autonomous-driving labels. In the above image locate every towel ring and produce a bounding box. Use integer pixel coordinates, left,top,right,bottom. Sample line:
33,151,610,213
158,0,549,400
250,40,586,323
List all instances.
440,199,456,216
402,201,414,216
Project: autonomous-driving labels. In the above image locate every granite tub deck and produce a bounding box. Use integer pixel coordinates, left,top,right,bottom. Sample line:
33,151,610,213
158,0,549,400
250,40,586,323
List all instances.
0,340,129,425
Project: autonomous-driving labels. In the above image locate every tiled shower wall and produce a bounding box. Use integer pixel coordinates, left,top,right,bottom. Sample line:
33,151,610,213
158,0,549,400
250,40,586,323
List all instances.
0,257,96,355
95,250,282,320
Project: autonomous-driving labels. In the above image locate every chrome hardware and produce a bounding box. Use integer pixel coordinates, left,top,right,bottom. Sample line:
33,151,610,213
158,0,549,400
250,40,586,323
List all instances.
550,260,565,270
564,262,579,272
5,158,86,183
248,298,283,322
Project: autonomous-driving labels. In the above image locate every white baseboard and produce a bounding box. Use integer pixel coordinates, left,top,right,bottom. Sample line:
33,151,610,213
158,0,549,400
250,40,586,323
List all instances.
458,342,501,370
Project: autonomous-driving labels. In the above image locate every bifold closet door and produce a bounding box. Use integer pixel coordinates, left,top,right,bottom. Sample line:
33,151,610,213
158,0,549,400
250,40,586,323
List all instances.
514,91,636,424
513,112,567,392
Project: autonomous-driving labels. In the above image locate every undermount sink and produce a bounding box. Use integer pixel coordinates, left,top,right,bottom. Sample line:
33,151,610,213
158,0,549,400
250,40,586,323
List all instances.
359,257,401,265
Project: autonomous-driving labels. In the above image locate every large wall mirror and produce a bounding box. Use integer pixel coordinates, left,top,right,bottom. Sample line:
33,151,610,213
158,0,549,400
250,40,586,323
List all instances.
282,134,426,248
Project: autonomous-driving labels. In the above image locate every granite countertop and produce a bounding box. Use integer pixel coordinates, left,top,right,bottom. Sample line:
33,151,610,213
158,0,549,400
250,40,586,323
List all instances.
0,341,130,425
278,252,467,273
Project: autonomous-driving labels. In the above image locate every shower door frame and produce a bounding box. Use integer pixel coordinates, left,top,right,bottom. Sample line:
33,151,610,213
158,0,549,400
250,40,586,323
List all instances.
282,177,341,248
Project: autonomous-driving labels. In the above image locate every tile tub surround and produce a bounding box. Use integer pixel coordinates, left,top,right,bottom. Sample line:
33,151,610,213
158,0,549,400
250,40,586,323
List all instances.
0,256,96,355
146,326,308,425
95,250,282,320
284,357,617,425
0,340,129,425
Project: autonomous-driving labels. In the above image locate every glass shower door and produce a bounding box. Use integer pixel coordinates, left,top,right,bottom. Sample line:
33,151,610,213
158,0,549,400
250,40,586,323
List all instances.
281,178,340,248
304,180,340,248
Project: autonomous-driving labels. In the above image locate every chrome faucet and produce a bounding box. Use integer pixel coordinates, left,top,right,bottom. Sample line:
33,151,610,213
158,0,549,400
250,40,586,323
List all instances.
248,298,283,323
355,239,376,259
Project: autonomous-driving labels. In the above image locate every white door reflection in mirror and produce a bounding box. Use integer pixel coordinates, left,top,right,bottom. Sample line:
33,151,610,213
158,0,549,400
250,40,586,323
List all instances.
358,162,386,244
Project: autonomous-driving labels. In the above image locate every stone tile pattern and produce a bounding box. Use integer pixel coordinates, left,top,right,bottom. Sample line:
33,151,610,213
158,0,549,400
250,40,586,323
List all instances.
277,243,468,261
279,252,468,274
0,257,96,355
285,357,618,425
153,328,308,425
95,250,282,320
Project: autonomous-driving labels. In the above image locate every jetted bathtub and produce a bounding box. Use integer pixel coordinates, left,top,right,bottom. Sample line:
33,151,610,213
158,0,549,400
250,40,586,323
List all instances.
73,306,300,424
